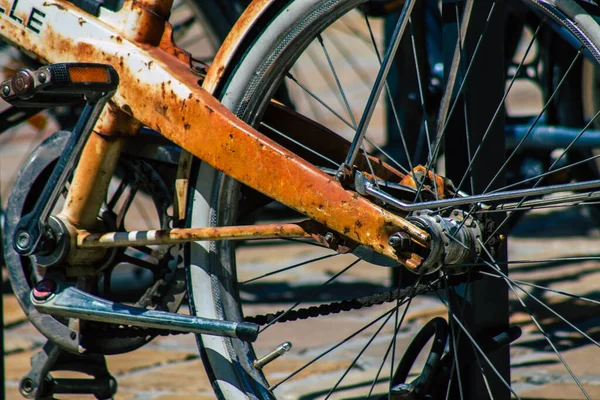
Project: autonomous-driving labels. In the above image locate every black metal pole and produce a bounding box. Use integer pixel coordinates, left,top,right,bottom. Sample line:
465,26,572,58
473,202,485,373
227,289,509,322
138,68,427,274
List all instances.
1,265,5,399
1,198,5,399
443,0,510,399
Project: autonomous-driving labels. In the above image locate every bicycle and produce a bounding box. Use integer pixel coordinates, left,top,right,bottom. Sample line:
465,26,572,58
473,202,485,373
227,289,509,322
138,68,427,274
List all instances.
2,0,600,399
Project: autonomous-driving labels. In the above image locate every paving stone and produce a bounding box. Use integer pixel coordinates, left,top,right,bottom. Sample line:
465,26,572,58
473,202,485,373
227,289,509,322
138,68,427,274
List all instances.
149,333,200,353
5,384,27,400
117,359,212,393
3,295,26,327
106,348,196,376
4,384,139,400
4,335,37,355
5,348,40,381
519,383,600,399
152,394,215,400
544,344,600,376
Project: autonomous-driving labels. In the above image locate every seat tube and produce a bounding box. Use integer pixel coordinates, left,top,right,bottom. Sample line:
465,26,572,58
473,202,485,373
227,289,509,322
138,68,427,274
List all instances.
119,0,173,45
59,105,140,231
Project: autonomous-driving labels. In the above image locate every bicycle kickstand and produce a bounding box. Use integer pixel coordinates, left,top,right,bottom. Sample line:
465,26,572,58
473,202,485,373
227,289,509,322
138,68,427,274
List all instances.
19,340,117,399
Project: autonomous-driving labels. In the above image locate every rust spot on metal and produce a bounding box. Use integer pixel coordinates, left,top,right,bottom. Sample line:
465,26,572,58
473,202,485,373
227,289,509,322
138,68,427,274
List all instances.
78,221,316,248
7,0,429,269
203,0,275,92
43,1,66,10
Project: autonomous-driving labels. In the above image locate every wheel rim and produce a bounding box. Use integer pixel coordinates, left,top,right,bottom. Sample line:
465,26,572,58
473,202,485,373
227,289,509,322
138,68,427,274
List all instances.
187,1,600,398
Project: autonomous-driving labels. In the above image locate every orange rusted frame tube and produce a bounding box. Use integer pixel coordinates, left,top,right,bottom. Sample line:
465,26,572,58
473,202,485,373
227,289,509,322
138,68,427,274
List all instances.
0,0,430,270
77,223,312,248
60,131,124,230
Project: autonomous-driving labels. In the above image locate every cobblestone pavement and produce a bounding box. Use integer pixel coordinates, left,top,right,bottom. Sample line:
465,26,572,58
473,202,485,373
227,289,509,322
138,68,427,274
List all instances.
3,6,600,400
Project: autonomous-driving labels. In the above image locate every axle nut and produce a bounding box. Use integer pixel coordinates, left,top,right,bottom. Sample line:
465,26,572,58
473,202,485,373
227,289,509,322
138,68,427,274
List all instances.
388,232,412,252
16,231,31,249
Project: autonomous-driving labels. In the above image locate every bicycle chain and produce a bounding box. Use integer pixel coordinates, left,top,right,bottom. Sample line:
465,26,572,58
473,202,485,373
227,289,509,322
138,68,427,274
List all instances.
93,277,455,338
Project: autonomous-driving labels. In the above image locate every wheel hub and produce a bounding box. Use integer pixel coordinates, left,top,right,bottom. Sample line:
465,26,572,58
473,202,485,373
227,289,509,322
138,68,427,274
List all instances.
407,210,484,275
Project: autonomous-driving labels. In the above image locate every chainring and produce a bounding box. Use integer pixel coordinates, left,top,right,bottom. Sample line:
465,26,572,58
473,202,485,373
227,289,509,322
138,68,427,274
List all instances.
4,130,185,355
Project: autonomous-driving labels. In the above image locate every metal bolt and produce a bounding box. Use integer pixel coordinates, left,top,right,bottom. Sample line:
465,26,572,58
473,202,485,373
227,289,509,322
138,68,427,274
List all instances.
388,232,412,252
390,383,416,399
324,232,337,247
20,378,35,394
38,71,47,83
253,342,292,369
1,85,10,96
335,170,347,182
16,231,31,249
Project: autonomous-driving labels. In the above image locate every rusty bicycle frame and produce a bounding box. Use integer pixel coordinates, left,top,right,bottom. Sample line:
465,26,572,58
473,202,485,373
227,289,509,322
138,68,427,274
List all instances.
0,0,432,270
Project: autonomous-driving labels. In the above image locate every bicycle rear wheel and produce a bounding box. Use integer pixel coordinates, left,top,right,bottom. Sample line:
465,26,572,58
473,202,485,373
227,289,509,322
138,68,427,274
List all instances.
186,0,600,398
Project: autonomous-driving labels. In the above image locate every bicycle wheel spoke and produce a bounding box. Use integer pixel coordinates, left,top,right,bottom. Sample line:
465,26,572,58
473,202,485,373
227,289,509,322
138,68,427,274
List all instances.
478,269,600,347
286,72,355,130
427,0,488,174
483,106,600,240
343,0,416,168
475,48,584,196
363,145,383,189
416,1,497,203
269,303,405,392
323,294,408,399
179,1,600,398
449,19,544,195
366,278,441,399
317,34,358,129
486,152,600,195
289,66,325,121
478,242,591,399
364,13,415,174
337,15,378,49
326,30,373,90
365,300,413,399
407,17,437,200
480,271,600,307
455,4,475,197
364,137,410,174
302,45,354,127
282,237,329,248
443,273,466,400
260,121,339,168
240,253,339,285
388,297,402,399
431,287,522,400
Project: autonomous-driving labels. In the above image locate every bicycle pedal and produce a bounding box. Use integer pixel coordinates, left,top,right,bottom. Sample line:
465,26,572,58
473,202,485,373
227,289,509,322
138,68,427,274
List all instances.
0,63,119,107
30,282,259,342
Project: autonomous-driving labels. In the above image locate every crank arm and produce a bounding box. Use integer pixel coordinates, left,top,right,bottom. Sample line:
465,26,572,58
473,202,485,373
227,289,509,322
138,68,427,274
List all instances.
31,284,259,342
6,64,119,256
